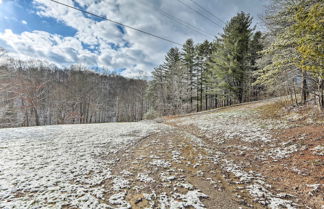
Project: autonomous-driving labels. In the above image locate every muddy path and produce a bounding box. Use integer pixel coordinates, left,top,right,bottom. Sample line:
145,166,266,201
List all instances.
106,126,243,208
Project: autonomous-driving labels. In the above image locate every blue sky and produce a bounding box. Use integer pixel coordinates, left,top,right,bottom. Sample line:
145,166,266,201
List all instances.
0,0,268,78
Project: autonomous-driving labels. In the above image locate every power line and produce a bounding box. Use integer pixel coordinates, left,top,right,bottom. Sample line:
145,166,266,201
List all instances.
189,0,226,24
176,0,223,29
136,0,215,40
49,0,182,46
157,8,215,39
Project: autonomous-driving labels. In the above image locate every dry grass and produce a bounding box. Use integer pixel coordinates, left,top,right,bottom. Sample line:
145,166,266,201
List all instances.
257,100,291,119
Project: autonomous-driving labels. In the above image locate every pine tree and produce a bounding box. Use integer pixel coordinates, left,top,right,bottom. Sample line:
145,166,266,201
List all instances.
259,0,309,105
209,12,254,103
146,47,189,115
249,31,264,100
181,39,196,111
196,40,212,111
293,0,324,108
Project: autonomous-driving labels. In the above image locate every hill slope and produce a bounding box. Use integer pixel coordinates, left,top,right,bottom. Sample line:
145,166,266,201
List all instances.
0,99,323,208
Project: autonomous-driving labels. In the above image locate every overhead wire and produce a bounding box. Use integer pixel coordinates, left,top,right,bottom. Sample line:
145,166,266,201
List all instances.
134,0,215,39
157,8,215,39
176,0,223,29
49,0,182,46
189,0,226,24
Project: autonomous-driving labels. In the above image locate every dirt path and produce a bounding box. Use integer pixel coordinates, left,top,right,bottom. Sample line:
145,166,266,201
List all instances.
106,127,242,208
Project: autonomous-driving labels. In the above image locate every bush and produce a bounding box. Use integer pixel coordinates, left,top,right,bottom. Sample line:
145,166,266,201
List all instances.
143,108,159,120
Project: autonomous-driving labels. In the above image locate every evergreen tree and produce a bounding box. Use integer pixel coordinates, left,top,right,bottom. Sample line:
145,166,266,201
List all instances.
147,47,189,115
259,0,309,104
293,0,324,108
196,40,212,111
181,39,196,111
209,12,254,103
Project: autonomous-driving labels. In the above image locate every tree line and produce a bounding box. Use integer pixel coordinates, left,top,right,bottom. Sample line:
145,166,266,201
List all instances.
145,12,263,116
0,58,147,128
146,0,323,117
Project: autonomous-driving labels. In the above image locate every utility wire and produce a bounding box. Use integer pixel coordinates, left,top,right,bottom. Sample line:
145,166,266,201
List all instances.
158,8,215,39
136,0,214,39
176,0,223,29
49,0,182,46
189,0,226,24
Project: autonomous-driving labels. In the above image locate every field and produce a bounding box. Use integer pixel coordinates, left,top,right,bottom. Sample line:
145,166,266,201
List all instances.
1,99,323,209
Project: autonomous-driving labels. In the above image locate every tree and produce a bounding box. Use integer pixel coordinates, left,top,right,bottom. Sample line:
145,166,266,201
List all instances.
209,12,254,103
196,40,212,111
146,47,189,115
258,0,323,108
181,39,196,111
260,0,309,105
249,31,264,100
293,0,324,109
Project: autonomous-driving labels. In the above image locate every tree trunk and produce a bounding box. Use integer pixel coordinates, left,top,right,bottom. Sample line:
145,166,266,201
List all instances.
33,107,40,126
301,70,308,105
292,79,298,105
318,77,324,111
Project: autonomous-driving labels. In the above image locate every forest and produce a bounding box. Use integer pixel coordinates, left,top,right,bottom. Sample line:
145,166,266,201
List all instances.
0,58,147,127
0,0,323,127
146,0,323,117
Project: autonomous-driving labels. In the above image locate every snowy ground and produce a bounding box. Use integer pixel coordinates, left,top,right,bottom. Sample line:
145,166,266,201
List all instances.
1,99,323,209
0,122,166,209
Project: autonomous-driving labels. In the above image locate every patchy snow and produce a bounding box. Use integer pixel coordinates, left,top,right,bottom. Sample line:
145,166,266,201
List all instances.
137,173,155,183
159,190,208,209
0,121,165,208
267,144,303,159
170,106,291,144
109,192,131,208
247,184,295,209
311,145,324,156
113,177,130,191
160,172,176,182
150,159,171,168
176,182,194,190
306,184,323,196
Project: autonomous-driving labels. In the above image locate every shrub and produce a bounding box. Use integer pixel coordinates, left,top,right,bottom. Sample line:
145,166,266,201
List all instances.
143,108,159,120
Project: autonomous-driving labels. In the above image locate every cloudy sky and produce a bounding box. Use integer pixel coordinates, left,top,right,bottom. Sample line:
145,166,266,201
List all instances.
0,0,268,78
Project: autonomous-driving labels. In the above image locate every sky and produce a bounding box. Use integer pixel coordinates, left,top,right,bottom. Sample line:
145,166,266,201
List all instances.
0,0,268,78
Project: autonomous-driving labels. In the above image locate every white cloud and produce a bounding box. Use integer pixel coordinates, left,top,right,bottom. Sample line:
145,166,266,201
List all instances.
0,0,266,78
21,20,28,25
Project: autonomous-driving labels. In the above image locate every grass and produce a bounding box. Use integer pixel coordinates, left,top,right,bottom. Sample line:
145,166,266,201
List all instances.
257,100,290,119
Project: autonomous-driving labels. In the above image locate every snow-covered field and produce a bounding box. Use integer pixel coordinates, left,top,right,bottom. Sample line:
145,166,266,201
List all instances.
0,122,165,209
1,100,322,209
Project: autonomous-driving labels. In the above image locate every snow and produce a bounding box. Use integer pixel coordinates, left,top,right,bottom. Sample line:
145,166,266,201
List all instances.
311,145,324,156
247,184,295,209
137,173,155,183
170,106,291,144
159,190,208,209
168,102,301,208
112,177,130,191
0,121,165,208
150,159,171,168
267,143,304,159
109,192,131,208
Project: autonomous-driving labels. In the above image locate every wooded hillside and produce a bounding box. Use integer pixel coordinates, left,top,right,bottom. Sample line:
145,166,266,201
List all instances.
0,59,147,128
